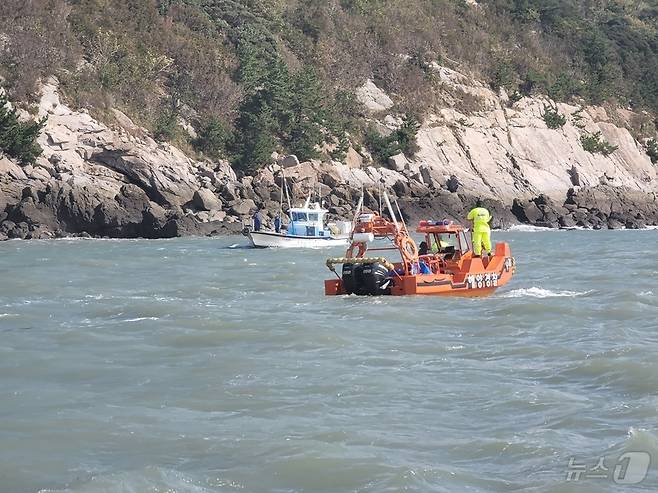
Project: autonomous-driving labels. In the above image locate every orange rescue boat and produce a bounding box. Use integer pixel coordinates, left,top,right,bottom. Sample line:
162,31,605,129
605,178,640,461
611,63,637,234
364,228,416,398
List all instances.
324,199,515,297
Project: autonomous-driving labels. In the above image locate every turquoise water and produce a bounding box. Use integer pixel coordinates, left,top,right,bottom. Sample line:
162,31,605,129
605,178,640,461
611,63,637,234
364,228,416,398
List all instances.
1,230,657,492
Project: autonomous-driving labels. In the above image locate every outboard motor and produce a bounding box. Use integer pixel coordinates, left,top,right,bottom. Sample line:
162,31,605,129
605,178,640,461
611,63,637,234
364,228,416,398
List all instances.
363,263,393,295
342,263,356,295
346,262,392,296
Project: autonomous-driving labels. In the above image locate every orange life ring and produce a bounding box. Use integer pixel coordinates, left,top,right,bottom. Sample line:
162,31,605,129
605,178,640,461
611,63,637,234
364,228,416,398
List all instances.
346,241,367,258
400,237,418,262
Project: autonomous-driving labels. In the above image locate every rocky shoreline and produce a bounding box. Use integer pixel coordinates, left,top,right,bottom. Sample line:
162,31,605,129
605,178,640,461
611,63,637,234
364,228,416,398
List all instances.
1,76,657,241
2,158,656,241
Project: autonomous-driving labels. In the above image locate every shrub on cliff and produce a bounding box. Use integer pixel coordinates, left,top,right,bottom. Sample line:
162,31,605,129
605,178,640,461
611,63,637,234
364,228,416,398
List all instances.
152,106,178,142
542,105,566,129
580,132,618,157
366,116,420,165
646,138,658,164
193,118,232,159
0,94,46,165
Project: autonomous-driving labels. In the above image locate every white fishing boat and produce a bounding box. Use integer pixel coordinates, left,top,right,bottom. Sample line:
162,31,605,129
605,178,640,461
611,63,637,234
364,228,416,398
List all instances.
243,200,351,248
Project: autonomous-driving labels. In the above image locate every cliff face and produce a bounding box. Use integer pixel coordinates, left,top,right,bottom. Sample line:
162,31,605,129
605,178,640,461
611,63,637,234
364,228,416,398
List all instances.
265,69,658,229
0,78,239,240
349,65,656,201
1,69,657,241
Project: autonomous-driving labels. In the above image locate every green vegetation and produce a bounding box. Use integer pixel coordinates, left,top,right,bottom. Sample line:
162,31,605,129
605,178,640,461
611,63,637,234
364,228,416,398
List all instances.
647,138,658,164
580,132,619,157
366,117,420,165
193,118,232,160
0,0,656,173
542,105,566,130
490,0,658,111
0,94,46,165
152,105,179,143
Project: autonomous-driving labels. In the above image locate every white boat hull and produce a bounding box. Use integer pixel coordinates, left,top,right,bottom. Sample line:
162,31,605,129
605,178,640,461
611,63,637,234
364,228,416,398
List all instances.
245,230,349,248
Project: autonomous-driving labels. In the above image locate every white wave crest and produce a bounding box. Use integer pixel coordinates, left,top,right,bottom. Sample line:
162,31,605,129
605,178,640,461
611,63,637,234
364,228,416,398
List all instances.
501,287,593,299
38,466,216,493
124,317,160,322
506,224,555,232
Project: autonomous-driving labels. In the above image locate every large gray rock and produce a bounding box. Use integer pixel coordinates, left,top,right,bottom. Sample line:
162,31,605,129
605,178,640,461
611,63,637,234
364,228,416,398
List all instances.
387,153,408,172
511,195,563,228
446,174,460,193
230,199,256,216
192,188,222,211
345,147,363,168
356,80,394,113
279,155,300,168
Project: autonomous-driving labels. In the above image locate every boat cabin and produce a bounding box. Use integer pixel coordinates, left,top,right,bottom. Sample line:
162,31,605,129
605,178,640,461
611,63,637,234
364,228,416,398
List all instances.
416,220,471,259
287,203,331,237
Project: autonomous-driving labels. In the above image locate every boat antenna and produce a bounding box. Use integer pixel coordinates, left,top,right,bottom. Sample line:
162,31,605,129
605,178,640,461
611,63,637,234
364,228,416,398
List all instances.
383,191,399,231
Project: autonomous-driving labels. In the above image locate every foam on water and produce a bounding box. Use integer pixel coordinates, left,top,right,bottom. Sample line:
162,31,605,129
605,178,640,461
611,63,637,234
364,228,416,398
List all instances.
500,287,594,298
39,467,215,493
621,427,658,456
506,224,557,232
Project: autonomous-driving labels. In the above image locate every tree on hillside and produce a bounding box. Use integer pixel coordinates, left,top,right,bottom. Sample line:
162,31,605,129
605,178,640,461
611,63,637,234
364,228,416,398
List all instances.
233,96,278,173
193,117,232,159
365,115,420,165
286,68,325,160
0,94,46,165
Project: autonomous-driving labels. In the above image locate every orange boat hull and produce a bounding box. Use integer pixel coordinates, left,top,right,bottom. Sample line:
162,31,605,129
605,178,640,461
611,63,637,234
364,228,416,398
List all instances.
325,242,515,297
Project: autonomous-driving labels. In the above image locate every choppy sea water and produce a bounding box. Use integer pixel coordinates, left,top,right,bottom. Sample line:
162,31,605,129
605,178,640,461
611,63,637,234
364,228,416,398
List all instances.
1,230,657,493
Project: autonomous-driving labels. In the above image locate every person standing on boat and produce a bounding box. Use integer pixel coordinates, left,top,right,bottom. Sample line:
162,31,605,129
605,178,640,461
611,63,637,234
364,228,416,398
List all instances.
274,213,282,233
467,199,492,257
252,209,263,232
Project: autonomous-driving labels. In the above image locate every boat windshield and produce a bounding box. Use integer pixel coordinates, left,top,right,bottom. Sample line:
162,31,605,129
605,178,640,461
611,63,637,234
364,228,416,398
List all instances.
292,212,308,221
426,232,461,254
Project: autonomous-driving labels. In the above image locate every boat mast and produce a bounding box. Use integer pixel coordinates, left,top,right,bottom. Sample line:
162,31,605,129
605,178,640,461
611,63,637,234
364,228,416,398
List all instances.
279,170,284,214
383,191,399,231
351,189,364,236
395,199,407,232
377,181,381,216
282,170,292,210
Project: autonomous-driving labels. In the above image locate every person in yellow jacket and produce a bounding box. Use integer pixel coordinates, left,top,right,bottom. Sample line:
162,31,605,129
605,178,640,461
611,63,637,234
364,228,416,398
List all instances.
467,199,492,257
